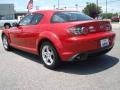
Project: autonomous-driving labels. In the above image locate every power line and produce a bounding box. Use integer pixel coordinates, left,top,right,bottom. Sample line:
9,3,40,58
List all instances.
100,0,120,4
98,0,120,13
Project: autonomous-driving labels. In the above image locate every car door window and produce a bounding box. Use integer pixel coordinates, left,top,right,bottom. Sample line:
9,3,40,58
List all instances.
30,14,43,25
19,15,33,26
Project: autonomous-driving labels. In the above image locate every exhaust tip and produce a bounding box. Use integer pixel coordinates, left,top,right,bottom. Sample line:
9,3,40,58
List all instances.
70,53,88,61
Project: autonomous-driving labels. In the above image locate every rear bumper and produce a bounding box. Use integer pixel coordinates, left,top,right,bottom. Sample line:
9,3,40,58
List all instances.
59,31,115,61
69,45,113,61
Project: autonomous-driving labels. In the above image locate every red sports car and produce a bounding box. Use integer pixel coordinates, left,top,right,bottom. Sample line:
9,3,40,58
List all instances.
1,10,115,69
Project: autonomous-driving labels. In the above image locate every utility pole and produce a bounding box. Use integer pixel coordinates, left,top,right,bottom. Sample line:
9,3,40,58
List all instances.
96,0,98,19
106,0,107,13
58,0,60,9
96,0,98,11
118,13,120,24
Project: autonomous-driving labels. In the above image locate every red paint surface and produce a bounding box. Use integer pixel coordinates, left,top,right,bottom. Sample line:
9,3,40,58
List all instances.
2,10,116,61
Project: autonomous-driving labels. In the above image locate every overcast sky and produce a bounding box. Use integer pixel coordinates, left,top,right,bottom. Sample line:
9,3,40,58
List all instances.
0,0,120,13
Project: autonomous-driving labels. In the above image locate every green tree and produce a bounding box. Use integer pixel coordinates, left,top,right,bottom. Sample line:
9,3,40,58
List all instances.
82,3,102,18
101,13,113,19
101,13,118,19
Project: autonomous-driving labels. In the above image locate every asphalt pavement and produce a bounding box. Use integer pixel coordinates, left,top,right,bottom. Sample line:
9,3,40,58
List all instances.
0,23,120,90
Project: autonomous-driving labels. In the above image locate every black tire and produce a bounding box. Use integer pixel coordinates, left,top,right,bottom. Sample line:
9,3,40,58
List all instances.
2,35,11,51
4,23,11,29
40,41,61,69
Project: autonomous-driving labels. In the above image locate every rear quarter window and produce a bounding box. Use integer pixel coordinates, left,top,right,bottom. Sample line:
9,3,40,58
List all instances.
30,14,43,25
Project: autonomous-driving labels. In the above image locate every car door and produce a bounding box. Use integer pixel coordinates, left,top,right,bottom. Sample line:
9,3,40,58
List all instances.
19,14,43,49
9,14,34,47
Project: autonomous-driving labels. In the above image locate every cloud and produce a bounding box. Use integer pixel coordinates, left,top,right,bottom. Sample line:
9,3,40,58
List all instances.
33,0,40,1
26,0,40,2
39,6,53,10
31,6,53,11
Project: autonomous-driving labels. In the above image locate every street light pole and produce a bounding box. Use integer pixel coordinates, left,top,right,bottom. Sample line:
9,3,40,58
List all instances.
75,4,78,11
64,6,67,10
53,5,56,10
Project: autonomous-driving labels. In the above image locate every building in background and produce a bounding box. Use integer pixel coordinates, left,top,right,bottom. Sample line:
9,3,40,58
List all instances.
0,4,27,28
15,11,27,21
0,4,27,21
0,4,15,20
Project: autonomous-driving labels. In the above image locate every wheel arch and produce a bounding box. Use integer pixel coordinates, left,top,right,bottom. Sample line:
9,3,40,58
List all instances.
1,32,5,39
37,38,55,54
4,23,11,27
36,31,64,59
1,31,11,44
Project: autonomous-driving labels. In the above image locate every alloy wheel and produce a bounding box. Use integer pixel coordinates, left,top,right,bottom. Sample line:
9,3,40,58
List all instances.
2,35,8,49
42,45,55,66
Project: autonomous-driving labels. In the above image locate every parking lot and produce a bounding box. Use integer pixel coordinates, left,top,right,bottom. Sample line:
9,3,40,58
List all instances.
0,23,120,90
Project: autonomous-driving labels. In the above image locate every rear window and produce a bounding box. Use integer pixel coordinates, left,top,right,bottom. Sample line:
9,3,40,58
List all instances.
51,11,93,23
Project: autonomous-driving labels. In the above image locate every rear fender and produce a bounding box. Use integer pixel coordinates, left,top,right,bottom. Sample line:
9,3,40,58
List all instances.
37,31,63,57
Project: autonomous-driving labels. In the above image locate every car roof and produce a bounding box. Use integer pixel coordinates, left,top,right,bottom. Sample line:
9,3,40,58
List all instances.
32,10,80,24
33,10,78,14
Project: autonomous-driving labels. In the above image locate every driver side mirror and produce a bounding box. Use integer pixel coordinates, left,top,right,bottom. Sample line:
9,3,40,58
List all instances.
12,22,20,27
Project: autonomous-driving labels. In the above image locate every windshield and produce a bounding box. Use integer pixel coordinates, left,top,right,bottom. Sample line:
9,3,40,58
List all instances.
51,11,93,23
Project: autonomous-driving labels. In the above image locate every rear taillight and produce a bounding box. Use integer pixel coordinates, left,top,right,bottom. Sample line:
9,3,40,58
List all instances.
100,23,112,31
105,23,112,31
67,27,89,35
67,26,96,36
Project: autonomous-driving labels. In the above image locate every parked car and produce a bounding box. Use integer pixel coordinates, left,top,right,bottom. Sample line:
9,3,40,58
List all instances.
0,15,18,29
1,10,116,69
111,16,120,22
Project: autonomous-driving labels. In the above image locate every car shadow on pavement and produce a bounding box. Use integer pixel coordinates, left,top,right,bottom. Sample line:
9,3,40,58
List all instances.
12,49,119,75
57,55,119,75
12,49,42,64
